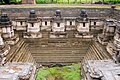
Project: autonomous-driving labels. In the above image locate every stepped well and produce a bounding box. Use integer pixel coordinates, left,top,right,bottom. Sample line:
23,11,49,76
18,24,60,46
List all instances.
6,37,112,66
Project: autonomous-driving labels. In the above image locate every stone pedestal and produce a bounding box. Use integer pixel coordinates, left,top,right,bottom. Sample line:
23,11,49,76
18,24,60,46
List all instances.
50,32,67,38
75,32,93,38
24,32,42,38
22,0,36,4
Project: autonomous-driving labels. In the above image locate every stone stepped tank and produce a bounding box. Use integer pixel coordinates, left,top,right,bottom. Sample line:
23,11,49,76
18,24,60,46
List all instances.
0,7,118,67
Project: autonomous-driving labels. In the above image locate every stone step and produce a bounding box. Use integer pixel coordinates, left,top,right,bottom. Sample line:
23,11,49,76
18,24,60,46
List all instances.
30,50,87,53
13,44,29,62
41,32,49,38
6,39,25,62
32,53,86,56
33,56,84,61
83,41,111,61
89,46,98,60
12,43,28,62
6,38,35,64
25,53,35,63
91,45,103,60
94,42,110,59
85,45,102,60
29,47,89,50
37,62,80,66
25,38,91,64
25,38,92,44
35,58,83,63
28,41,91,45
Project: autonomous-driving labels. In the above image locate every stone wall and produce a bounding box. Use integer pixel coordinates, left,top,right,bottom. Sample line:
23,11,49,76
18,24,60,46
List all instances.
0,8,113,19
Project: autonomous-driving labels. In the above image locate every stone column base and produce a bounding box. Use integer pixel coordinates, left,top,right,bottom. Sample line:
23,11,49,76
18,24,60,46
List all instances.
50,32,67,38
24,32,42,38
5,34,19,45
75,33,93,38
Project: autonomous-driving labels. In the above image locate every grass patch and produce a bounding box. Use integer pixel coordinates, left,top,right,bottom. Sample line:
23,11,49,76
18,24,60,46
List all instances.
36,64,81,80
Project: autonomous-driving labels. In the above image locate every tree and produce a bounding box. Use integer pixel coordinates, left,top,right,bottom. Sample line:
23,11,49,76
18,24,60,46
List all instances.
3,0,10,4
0,0,2,3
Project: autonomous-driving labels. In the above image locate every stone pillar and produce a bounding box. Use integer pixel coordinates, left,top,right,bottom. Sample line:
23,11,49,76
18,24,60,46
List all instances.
22,0,36,4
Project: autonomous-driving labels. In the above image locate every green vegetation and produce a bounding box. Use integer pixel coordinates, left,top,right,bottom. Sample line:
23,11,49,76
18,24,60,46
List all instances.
36,0,120,4
0,0,120,4
0,0,21,4
10,0,21,3
36,64,81,80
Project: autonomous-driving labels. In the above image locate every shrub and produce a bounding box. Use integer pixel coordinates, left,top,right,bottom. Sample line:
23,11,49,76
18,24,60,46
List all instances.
35,0,120,4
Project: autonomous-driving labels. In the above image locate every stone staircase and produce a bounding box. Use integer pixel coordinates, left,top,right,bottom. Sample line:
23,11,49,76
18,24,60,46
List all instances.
83,41,111,61
25,38,92,65
5,36,112,66
5,35,112,66
6,38,35,64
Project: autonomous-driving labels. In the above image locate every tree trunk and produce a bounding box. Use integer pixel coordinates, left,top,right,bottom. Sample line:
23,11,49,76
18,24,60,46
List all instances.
68,0,69,4
91,0,92,3
80,0,81,3
103,0,104,3
51,0,53,3
74,0,77,3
